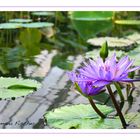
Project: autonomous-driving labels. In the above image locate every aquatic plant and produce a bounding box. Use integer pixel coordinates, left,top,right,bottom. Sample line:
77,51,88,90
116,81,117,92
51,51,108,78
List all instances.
67,42,140,129
0,77,41,100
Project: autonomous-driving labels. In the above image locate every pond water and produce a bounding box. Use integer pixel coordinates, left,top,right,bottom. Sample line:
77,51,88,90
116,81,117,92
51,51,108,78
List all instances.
0,11,140,129
0,53,140,129
0,54,86,129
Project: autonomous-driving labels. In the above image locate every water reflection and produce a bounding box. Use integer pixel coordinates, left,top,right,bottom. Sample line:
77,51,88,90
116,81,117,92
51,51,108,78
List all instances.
0,73,140,129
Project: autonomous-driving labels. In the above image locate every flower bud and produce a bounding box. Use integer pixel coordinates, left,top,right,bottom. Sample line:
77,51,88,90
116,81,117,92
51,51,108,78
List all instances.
100,41,109,62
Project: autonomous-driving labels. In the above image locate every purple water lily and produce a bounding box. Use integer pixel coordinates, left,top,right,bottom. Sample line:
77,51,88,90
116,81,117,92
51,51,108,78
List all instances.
68,71,103,95
68,53,139,128
68,70,106,119
68,71,104,96
68,53,140,90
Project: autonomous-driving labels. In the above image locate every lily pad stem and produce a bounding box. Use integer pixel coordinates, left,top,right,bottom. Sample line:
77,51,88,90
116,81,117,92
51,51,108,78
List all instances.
88,97,106,119
106,85,127,129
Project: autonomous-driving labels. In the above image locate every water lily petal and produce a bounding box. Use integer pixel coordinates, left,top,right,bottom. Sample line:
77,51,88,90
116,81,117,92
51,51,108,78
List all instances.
88,86,104,96
115,59,131,78
117,56,128,67
120,78,140,82
93,80,111,87
128,66,140,73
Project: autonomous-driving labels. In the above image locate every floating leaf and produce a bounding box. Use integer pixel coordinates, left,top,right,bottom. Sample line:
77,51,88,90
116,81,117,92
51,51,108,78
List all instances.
0,23,22,29
22,22,54,28
126,113,140,128
127,32,140,44
44,104,117,129
9,18,32,23
45,104,140,129
87,37,135,49
31,12,55,16
115,20,140,25
0,77,41,100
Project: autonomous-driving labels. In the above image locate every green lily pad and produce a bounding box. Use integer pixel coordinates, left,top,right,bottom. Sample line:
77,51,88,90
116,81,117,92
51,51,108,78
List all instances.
44,104,117,129
0,77,41,100
126,113,140,128
9,18,32,23
22,22,54,28
31,12,55,16
44,104,140,129
0,23,22,29
115,20,140,25
87,37,134,48
127,32,140,44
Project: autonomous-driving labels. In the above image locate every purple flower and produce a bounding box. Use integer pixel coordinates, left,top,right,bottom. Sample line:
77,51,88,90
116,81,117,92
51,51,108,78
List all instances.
68,71,104,96
68,54,140,95
75,53,140,87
